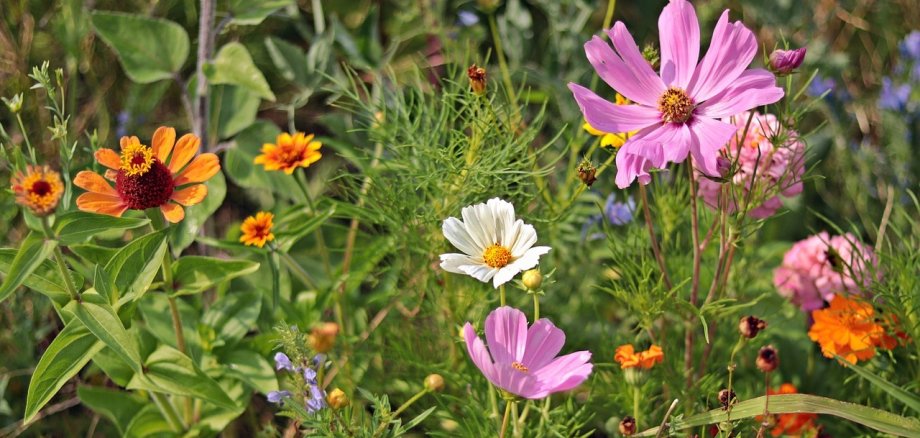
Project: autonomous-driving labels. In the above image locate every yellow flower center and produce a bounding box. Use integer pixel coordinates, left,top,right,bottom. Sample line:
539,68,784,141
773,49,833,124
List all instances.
482,244,512,268
511,361,529,373
120,142,155,176
658,87,694,123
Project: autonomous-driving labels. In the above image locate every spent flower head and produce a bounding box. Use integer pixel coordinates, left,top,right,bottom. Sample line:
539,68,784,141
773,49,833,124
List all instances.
11,165,64,216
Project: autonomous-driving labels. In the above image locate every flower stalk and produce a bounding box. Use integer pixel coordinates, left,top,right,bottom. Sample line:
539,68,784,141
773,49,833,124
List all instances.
40,217,80,302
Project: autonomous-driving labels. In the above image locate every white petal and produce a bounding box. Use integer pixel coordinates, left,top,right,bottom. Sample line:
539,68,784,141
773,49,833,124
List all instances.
462,202,495,248
493,265,524,288
460,264,498,283
509,246,551,273
440,253,479,274
501,218,524,251
443,217,482,256
509,223,538,257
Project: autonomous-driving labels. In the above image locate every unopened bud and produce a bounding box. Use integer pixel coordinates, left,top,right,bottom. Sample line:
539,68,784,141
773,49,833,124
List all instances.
756,345,779,372
308,322,340,353
2,93,23,113
468,64,487,95
476,0,501,13
768,47,806,76
326,388,349,409
717,388,736,410
577,161,597,187
424,373,445,392
642,44,660,71
618,416,636,436
738,316,767,339
522,269,542,290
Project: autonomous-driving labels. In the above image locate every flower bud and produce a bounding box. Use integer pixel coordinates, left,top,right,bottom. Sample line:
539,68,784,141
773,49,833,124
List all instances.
623,367,648,386
522,269,543,290
618,416,636,436
309,322,340,353
468,64,487,95
476,0,501,13
768,47,806,76
738,316,767,339
3,93,23,113
577,161,597,187
326,388,349,409
642,44,660,71
756,345,779,372
717,388,736,410
424,373,445,392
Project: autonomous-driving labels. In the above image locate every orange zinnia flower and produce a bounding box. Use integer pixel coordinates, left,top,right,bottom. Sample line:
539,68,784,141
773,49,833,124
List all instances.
254,132,322,174
74,127,220,223
240,211,275,248
808,295,896,364
615,344,664,369
11,165,64,216
757,384,818,437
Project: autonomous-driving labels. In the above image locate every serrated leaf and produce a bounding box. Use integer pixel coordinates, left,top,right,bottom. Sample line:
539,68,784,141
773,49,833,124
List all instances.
0,232,58,303
65,291,142,373
127,345,237,410
171,256,260,296
91,12,189,83
107,230,168,305
54,211,150,245
205,42,275,101
0,248,83,306
77,386,147,435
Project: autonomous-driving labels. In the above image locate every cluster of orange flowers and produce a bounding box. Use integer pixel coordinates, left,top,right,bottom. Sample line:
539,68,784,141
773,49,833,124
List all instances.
614,344,663,369
808,295,898,364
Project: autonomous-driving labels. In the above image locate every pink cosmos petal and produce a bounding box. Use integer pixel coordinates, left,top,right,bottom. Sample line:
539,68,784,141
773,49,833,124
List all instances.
614,139,666,188
492,363,545,399
485,307,528,364
568,83,661,133
464,324,496,381
688,117,738,176
688,10,757,102
696,69,784,118
521,319,566,370
658,0,700,88
533,351,593,392
607,23,667,102
629,122,692,164
584,36,663,107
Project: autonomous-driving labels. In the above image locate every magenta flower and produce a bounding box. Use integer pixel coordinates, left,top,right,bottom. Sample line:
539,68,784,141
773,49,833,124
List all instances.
463,306,592,399
768,47,807,75
569,0,784,188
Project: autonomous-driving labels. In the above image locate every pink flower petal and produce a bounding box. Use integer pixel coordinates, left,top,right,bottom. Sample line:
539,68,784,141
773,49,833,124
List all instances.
485,306,528,364
464,324,496,382
584,36,664,106
629,122,692,165
696,69,784,118
688,117,738,176
568,83,661,133
614,139,666,188
533,351,593,393
492,363,545,399
687,10,757,102
658,0,700,88
607,23,667,102
521,319,566,370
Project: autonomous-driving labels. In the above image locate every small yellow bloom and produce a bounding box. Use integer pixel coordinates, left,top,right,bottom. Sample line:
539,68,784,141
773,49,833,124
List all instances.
11,165,64,216
327,388,349,409
582,93,637,148
254,132,322,174
239,211,275,248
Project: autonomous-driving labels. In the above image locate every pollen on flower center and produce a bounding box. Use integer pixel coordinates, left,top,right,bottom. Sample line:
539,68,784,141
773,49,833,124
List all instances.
658,87,694,123
119,143,155,176
511,361,529,373
482,244,512,268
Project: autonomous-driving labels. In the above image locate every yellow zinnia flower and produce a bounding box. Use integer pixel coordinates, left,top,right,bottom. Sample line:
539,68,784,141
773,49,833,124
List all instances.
239,211,275,248
254,132,322,174
11,165,64,216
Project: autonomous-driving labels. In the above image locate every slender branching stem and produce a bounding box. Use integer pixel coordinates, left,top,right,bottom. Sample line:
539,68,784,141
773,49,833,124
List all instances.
499,399,513,438
638,185,672,290
151,392,185,432
40,217,80,302
195,0,216,150
685,163,703,384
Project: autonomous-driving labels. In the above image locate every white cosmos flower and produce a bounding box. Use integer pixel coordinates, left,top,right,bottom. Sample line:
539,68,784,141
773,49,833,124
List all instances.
440,198,551,288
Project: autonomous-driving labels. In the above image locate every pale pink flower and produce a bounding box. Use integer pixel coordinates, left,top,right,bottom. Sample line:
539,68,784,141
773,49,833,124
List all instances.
569,0,784,188
464,307,592,399
773,232,879,311
697,112,805,218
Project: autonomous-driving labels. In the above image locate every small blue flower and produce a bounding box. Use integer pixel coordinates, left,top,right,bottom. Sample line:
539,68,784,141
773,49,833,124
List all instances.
807,75,836,98
306,384,326,413
303,367,317,383
604,194,636,226
274,352,296,372
312,354,325,367
899,31,920,63
458,10,479,27
879,77,911,111
267,390,292,405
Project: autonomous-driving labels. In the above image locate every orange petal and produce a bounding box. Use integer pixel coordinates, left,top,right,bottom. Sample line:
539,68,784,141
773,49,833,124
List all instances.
95,148,121,169
76,192,128,217
104,169,118,181
74,171,118,196
174,153,220,186
119,135,140,151
171,184,208,206
161,202,185,223
168,133,201,173
151,126,176,162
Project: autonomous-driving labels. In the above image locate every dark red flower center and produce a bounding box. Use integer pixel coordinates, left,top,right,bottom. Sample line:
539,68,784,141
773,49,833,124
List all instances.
30,180,52,197
115,159,175,210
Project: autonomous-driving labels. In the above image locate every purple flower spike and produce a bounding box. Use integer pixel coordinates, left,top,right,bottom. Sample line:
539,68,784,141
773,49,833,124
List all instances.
267,390,292,405
768,47,806,75
274,352,296,372
463,307,593,400
307,384,326,413
303,367,317,383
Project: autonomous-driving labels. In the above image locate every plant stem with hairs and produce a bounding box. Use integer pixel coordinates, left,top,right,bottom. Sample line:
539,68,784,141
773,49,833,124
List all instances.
194,0,215,150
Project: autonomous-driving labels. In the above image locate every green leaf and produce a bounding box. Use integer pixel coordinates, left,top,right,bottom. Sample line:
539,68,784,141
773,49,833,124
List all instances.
91,347,135,387
265,37,308,84
24,322,104,424
65,291,142,373
127,345,237,410
107,230,168,305
171,256,260,296
211,84,260,139
0,248,83,306
54,211,150,245
93,265,116,306
839,356,920,414
220,350,278,394
275,205,336,253
228,0,294,25
77,386,147,435
169,172,227,254
0,232,58,303
123,404,172,437
202,290,262,345
138,294,201,358
91,12,189,83
634,394,920,437
205,42,275,101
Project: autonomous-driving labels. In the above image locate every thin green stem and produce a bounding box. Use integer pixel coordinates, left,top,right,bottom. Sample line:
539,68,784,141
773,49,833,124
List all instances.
489,383,501,428
488,14,518,107
40,217,80,302
500,400,513,438
685,163,703,385
499,284,507,307
279,251,318,290
151,392,185,432
310,0,325,34
638,185,672,290
15,114,37,164
373,388,429,437
634,385,641,429
511,400,520,437
295,170,332,277
532,293,540,321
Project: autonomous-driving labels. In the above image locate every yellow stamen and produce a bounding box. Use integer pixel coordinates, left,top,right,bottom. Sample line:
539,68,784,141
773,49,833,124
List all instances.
658,87,694,123
482,244,512,268
511,361,529,373
119,140,155,176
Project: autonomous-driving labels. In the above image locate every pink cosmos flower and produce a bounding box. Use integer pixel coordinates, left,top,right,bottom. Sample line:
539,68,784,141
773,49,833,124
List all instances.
773,232,879,311
464,307,593,399
569,0,784,188
697,112,805,218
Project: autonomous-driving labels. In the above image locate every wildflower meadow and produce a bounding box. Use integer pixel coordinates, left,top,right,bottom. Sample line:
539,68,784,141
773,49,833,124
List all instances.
2,0,919,436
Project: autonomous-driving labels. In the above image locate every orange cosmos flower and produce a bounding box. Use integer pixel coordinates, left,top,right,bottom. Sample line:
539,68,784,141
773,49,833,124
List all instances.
11,165,64,216
240,211,275,248
254,132,322,174
615,344,664,369
808,295,897,364
74,127,220,223
757,384,818,437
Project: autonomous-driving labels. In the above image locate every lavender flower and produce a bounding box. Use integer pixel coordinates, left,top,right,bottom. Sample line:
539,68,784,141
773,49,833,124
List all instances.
899,31,920,62
303,367,317,384
274,352,296,371
768,47,806,75
879,77,911,111
604,194,636,226
267,390,292,405
458,10,479,27
306,384,326,413
807,75,836,98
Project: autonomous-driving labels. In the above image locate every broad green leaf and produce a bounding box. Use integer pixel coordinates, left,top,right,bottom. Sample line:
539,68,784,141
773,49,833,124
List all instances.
275,206,336,253
221,350,278,394
171,256,259,297
107,230,168,305
91,347,135,387
127,345,236,409
169,172,227,254
228,0,294,25
93,265,116,306
634,394,920,437
65,291,142,373
77,386,147,435
91,12,189,83
840,356,920,413
205,42,275,101
24,322,104,424
138,294,202,359
54,212,150,245
123,404,172,437
202,290,262,345
0,249,83,306
0,232,58,302
211,85,260,139
265,37,308,84
68,243,118,266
